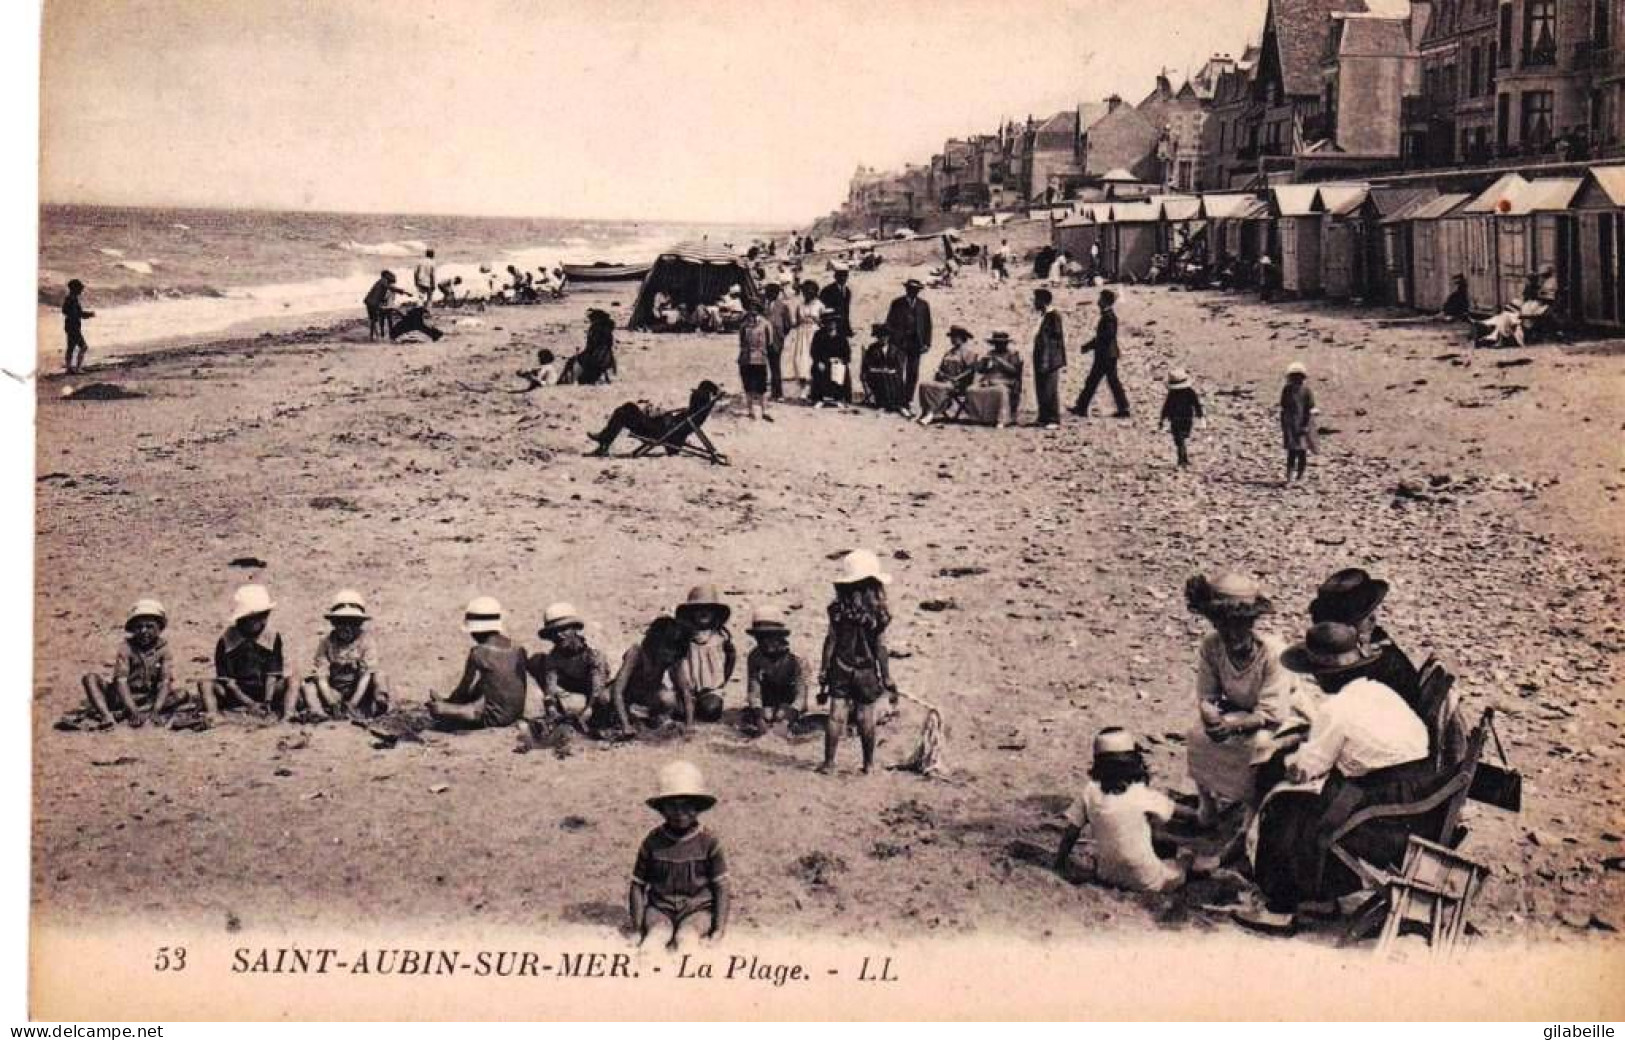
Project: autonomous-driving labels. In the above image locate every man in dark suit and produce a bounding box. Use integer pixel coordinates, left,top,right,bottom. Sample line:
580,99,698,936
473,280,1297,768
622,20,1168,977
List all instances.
1030,287,1066,428
818,263,854,338
884,277,933,409
1070,288,1130,418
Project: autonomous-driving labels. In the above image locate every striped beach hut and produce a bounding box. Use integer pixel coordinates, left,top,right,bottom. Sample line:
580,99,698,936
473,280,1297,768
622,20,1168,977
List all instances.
1573,166,1625,329
627,241,759,330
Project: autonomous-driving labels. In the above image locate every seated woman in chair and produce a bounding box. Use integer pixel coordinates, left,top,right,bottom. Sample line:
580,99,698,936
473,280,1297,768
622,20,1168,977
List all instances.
970,331,1023,428
860,323,910,414
917,325,979,425
587,381,723,456
562,308,618,385
1239,622,1431,935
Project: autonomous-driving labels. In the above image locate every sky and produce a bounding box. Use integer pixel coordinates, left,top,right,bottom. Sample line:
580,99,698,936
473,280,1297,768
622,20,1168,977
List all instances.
39,0,1267,225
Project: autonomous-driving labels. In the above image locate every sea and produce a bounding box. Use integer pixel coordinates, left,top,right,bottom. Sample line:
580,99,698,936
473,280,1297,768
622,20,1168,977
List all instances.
37,205,769,359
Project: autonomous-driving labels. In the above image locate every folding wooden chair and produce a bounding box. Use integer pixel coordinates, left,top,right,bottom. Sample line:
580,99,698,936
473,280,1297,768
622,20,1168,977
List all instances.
1333,703,1497,945
625,395,729,466
1374,835,1491,956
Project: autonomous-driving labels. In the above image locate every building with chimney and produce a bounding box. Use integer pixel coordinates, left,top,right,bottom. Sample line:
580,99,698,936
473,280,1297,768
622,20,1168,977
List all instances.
1315,3,1429,158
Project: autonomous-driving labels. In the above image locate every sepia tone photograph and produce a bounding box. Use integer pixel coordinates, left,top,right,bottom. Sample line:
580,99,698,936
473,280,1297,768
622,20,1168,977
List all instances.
23,0,1625,1021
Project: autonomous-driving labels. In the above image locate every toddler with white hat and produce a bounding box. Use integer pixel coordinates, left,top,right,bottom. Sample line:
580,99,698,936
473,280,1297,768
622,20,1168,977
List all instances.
815,549,898,775
198,584,289,718
68,597,177,729
1055,727,1189,893
299,589,390,721
630,760,730,950
427,596,531,730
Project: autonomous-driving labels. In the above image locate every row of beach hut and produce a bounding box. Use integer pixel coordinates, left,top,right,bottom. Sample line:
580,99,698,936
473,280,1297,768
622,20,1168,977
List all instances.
1046,164,1625,330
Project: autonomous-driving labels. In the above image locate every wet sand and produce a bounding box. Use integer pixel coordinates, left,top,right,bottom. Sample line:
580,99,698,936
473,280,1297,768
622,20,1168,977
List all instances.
31,265,1625,945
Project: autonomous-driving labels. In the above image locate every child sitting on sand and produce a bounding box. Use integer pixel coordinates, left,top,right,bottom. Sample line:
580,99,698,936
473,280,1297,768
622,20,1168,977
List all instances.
674,585,735,724
428,597,530,730
743,605,809,728
816,550,899,775
527,602,616,732
1157,369,1205,469
514,349,560,391
298,589,389,720
199,584,289,717
72,598,176,729
1055,728,1188,893
607,616,695,729
630,760,731,951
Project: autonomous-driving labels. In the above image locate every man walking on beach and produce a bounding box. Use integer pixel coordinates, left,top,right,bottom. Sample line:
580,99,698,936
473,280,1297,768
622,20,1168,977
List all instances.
414,248,437,309
1031,287,1065,429
819,263,854,338
885,278,933,407
763,283,793,401
61,278,94,375
1071,289,1130,418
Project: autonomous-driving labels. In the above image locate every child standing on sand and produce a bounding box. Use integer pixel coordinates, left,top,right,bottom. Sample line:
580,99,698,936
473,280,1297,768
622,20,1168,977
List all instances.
72,598,176,729
1279,361,1318,483
200,584,288,717
629,760,730,950
427,597,530,730
1157,369,1205,469
62,279,94,374
1055,728,1187,893
299,590,389,720
737,303,774,421
816,550,898,775
674,586,735,724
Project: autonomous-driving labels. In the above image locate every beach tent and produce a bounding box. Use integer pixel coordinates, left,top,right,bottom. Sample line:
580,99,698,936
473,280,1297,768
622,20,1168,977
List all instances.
1361,188,1438,306
627,242,761,330
1271,185,1325,296
1313,184,1370,300
1402,193,1473,311
1574,166,1625,329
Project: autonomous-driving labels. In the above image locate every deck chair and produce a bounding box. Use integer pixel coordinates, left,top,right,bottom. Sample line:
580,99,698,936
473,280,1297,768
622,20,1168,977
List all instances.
626,395,729,466
1333,694,1497,944
1374,835,1491,956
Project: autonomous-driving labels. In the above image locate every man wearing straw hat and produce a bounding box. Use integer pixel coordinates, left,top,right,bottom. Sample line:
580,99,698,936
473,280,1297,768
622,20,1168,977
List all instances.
630,761,731,950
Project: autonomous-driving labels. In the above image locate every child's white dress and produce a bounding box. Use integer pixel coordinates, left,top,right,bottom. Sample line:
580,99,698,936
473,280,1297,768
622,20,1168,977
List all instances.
1065,781,1183,892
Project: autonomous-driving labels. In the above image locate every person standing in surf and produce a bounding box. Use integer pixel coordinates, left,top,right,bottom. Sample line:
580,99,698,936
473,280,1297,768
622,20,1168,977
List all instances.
62,279,94,374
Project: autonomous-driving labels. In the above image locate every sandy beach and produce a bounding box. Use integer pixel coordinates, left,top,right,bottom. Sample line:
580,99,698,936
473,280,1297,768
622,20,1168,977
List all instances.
31,262,1625,945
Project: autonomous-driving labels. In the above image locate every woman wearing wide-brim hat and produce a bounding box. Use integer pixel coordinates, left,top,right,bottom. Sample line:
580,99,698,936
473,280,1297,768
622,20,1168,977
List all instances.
975,331,1024,428
673,585,735,724
1308,567,1420,711
808,308,852,407
917,325,983,426
1239,621,1432,935
1181,573,1296,829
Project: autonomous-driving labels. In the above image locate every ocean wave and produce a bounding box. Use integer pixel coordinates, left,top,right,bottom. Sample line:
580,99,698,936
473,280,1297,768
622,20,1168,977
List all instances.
97,247,125,257
37,279,226,307
339,238,429,258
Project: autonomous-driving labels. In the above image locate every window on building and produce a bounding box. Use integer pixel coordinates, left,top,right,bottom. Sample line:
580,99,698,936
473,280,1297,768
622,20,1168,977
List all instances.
1524,0,1557,65
1594,0,1611,47
1498,4,1513,64
1521,90,1554,145
1469,48,1482,96
1497,92,1511,147
1488,43,1498,86
1444,64,1458,100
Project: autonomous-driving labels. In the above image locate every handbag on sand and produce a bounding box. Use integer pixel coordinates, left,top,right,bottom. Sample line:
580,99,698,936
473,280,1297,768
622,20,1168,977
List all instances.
1467,712,1522,812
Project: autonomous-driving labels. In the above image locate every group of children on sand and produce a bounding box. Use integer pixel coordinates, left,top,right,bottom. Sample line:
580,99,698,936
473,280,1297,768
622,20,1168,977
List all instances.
1156,360,1319,482
64,550,901,775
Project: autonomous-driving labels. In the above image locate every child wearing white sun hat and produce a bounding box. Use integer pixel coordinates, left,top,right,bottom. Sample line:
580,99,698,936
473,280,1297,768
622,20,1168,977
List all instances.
199,584,288,718
299,589,390,721
428,596,530,730
1279,360,1317,483
71,598,176,729
816,549,898,775
630,760,730,950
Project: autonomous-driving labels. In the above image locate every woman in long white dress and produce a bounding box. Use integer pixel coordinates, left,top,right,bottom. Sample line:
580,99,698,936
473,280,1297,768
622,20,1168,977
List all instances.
784,280,823,395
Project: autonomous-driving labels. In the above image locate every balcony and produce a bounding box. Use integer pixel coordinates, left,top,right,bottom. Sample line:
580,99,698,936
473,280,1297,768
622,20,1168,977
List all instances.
1521,42,1558,68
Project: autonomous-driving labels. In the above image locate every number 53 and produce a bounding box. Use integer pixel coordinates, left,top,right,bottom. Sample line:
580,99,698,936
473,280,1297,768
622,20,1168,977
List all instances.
154,946,187,972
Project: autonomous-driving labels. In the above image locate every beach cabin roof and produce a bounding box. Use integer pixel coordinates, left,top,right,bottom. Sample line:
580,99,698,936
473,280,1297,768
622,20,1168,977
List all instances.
1503,178,1583,215
1463,173,1530,213
1576,165,1625,208
1366,186,1438,220
1159,196,1203,222
1271,184,1323,217
1403,192,1473,222
1077,202,1116,223
1101,168,1141,183
1110,201,1163,223
1198,193,1264,220
1055,212,1095,228
1315,184,1370,217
